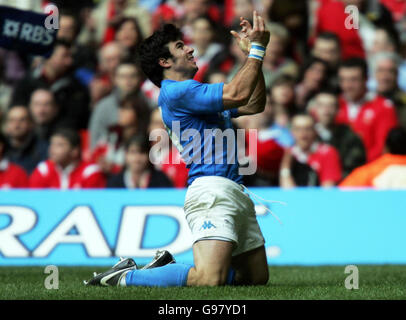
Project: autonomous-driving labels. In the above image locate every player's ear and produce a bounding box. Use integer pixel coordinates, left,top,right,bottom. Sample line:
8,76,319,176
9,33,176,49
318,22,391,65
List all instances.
158,58,171,68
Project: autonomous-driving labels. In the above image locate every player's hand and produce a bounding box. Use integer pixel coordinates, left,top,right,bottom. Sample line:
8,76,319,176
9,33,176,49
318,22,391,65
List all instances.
230,17,251,55
247,11,270,47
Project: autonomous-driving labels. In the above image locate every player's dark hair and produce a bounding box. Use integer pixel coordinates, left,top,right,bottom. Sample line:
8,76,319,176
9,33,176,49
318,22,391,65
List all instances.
52,128,81,148
386,127,406,155
137,24,183,88
339,57,368,79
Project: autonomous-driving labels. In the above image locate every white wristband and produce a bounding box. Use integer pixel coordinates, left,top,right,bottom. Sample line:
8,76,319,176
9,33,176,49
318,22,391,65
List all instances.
248,42,266,61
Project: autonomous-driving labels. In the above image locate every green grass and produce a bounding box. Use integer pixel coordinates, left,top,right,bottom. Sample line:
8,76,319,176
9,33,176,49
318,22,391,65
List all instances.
0,265,405,300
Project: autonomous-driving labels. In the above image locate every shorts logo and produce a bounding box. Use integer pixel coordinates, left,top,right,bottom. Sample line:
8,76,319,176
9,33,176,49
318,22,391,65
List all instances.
199,220,216,230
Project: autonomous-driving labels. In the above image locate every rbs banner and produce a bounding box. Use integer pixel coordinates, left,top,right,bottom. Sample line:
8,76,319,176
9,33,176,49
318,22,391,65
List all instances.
0,5,57,56
0,189,405,266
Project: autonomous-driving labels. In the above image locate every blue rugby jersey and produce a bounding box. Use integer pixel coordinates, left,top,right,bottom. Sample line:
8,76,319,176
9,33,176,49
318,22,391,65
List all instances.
158,79,243,185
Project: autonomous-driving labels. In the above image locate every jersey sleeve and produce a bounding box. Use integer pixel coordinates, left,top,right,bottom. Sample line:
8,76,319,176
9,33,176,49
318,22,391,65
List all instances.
172,80,224,114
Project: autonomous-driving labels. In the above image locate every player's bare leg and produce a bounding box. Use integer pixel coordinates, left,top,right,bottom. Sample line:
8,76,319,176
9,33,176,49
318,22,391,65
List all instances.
231,245,269,285
187,240,234,286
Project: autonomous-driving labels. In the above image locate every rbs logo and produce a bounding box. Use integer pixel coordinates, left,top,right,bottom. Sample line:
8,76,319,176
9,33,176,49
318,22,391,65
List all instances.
2,19,55,45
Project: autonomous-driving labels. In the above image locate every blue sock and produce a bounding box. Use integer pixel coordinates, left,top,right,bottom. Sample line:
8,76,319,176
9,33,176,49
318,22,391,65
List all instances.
227,268,236,285
124,263,193,287
124,264,236,287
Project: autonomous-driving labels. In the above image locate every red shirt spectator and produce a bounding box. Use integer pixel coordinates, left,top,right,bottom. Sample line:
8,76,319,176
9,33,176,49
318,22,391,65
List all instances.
29,128,106,189
336,94,398,162
29,160,105,189
160,146,189,188
315,0,365,59
0,159,28,188
247,130,284,176
290,143,342,185
280,114,342,187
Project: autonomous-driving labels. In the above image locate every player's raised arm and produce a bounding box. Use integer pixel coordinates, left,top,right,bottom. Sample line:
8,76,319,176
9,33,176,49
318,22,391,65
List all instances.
223,11,270,110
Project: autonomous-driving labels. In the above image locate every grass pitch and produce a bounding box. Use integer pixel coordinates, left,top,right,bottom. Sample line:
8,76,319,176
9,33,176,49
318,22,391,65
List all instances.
0,265,405,300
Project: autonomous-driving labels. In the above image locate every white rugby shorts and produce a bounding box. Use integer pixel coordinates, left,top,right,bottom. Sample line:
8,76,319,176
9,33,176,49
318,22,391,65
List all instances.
184,176,265,256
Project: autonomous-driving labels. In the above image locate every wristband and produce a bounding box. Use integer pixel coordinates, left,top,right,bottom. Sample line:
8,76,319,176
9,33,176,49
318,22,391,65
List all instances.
248,42,266,61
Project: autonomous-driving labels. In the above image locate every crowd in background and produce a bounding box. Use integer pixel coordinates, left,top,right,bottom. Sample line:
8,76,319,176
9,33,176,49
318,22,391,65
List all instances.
0,0,406,190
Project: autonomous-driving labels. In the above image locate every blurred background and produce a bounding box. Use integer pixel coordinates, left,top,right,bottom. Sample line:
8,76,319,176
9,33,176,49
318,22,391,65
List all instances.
0,0,405,190
0,0,405,267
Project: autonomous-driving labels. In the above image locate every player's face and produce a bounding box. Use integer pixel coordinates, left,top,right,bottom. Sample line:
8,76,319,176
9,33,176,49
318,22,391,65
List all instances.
167,40,198,77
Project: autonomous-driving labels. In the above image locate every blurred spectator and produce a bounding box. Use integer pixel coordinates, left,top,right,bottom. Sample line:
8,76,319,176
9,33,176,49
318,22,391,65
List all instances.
148,108,188,188
151,0,185,31
28,88,60,142
10,39,90,130
368,52,406,130
77,0,151,46
295,57,329,110
340,127,406,188
107,134,173,188
115,17,144,56
310,90,366,177
312,32,342,89
232,0,255,23
29,128,106,189
0,132,28,188
89,59,149,149
58,10,98,75
180,0,221,44
240,105,284,187
90,41,128,107
315,0,365,59
3,105,48,174
267,0,309,62
270,75,297,121
280,114,342,188
0,48,27,88
336,58,398,162
370,27,398,56
0,56,13,117
262,23,299,89
190,15,225,82
91,93,151,175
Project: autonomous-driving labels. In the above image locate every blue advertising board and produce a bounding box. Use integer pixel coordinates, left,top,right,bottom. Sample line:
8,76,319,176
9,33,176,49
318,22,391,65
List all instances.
0,188,405,266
